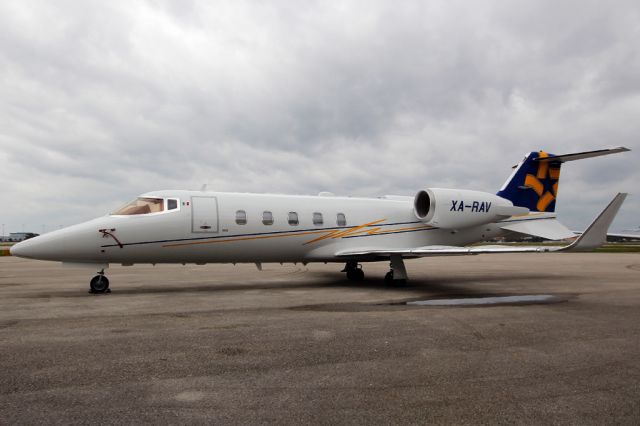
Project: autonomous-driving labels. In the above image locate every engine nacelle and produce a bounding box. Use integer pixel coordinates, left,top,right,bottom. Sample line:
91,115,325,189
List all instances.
414,188,527,229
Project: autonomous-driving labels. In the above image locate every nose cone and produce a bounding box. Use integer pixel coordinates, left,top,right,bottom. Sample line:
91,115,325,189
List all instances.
9,239,35,258
10,219,104,262
10,234,62,260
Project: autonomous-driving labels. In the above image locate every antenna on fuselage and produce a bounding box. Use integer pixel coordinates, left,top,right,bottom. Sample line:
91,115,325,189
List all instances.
200,184,208,191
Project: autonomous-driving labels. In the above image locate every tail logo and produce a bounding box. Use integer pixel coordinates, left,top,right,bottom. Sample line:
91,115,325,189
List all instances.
524,151,560,212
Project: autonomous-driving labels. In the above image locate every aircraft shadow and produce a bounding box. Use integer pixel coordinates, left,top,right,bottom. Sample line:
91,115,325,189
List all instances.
311,271,573,297
33,270,571,298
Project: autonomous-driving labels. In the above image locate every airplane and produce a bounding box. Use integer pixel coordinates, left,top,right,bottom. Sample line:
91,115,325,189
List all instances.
10,147,630,294
607,228,640,240
573,227,640,242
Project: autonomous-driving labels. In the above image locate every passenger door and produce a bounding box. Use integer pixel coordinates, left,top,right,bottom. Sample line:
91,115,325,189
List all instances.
191,197,219,233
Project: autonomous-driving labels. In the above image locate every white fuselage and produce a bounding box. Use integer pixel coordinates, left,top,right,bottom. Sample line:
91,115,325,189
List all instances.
11,190,518,265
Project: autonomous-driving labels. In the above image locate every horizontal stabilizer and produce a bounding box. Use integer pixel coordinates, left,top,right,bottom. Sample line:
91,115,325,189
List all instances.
500,218,575,240
561,193,628,252
535,147,630,163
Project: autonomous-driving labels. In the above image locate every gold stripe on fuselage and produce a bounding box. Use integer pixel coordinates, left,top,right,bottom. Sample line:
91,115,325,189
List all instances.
302,219,387,245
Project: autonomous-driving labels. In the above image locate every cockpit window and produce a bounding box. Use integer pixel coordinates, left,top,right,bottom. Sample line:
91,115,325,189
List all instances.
112,198,165,215
167,199,178,210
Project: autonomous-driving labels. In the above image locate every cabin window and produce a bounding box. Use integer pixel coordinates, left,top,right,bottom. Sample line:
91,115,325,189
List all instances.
337,213,347,227
262,211,274,225
288,212,299,226
236,210,247,225
112,198,164,215
167,199,178,210
313,212,323,225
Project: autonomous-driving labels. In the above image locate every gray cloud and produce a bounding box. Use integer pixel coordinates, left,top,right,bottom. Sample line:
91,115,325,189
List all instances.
0,0,638,234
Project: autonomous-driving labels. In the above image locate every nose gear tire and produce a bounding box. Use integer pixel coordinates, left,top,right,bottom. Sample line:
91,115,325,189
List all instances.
90,275,110,293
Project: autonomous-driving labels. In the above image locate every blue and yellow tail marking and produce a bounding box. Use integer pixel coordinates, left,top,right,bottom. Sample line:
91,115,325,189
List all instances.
497,151,562,212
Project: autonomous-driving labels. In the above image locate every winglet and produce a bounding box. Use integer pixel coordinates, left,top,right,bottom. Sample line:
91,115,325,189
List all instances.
562,193,628,252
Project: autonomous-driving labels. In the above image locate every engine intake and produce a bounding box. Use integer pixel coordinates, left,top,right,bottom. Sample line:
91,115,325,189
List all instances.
414,188,527,229
414,190,435,221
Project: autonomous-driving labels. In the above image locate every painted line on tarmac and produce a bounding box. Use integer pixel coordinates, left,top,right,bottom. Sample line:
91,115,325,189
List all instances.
406,294,560,306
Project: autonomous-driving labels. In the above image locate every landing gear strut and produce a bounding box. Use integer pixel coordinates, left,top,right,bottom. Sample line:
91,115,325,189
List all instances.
385,255,408,285
343,261,365,281
89,270,110,294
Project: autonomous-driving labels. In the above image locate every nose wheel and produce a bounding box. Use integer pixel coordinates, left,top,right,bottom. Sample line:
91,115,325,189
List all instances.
89,273,110,294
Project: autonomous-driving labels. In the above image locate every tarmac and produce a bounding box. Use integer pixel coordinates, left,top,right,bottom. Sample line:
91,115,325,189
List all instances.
1,253,639,425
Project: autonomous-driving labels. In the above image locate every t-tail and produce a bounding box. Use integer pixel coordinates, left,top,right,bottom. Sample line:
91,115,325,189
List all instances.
497,147,630,213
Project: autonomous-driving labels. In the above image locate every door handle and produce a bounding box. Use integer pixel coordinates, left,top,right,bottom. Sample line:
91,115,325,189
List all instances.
200,225,211,230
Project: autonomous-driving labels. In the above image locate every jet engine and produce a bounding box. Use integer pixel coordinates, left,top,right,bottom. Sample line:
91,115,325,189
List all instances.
413,188,528,229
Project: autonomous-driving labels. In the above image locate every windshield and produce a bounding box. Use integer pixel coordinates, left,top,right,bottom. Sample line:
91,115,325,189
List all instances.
112,197,165,215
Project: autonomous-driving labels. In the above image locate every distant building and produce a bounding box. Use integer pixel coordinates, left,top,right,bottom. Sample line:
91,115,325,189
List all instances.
8,232,39,242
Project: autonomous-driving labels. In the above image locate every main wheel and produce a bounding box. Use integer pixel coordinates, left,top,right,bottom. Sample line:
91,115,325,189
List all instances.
384,271,406,286
346,267,365,281
353,268,364,281
90,275,110,293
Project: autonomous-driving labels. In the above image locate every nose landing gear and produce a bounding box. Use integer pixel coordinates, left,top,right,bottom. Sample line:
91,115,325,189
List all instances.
89,270,110,294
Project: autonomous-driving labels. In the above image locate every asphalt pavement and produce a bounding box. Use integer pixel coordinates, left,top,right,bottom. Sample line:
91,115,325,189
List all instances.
1,253,639,424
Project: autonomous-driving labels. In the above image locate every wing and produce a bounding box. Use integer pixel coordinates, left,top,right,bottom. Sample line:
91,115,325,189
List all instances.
336,193,627,259
336,244,556,259
499,217,575,240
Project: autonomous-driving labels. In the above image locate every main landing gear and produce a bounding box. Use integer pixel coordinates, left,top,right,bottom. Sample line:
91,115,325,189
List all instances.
342,255,409,285
384,255,407,285
89,270,110,294
343,261,365,281
384,271,407,285
384,255,408,285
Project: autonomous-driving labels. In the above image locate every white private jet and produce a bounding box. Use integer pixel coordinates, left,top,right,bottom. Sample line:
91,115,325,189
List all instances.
574,227,640,241
608,228,640,240
11,147,630,293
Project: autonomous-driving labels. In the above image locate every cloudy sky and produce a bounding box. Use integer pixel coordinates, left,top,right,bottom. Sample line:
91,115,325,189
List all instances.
1,0,638,235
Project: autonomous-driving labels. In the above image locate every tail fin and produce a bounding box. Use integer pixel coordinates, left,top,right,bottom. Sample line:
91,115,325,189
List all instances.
497,147,630,213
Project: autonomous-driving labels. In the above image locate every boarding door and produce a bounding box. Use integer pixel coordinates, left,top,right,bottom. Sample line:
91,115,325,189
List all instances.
191,197,219,233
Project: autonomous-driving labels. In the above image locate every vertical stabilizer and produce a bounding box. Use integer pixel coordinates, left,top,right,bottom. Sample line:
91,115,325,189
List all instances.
497,151,562,212
497,147,629,213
